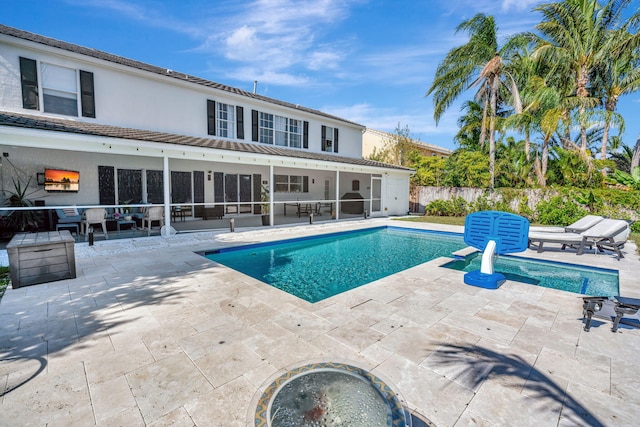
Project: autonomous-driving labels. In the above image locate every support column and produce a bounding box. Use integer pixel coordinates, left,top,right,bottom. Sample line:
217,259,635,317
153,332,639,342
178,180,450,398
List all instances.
269,164,274,226
335,170,340,221
162,155,171,236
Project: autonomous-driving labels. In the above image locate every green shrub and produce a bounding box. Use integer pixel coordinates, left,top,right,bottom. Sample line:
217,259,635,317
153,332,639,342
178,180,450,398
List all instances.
535,196,589,225
424,197,468,217
518,196,535,221
469,195,492,212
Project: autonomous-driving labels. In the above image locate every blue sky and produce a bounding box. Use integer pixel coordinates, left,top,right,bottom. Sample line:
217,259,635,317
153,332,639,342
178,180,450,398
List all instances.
3,0,639,151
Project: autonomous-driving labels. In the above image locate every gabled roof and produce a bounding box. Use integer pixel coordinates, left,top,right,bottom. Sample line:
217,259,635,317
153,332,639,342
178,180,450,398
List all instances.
0,111,413,172
0,24,363,128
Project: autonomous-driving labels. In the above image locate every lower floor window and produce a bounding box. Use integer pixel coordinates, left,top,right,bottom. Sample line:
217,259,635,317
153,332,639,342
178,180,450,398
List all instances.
275,174,308,193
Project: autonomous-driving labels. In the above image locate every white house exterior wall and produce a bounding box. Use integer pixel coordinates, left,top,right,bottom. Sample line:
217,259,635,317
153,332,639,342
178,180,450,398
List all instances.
0,37,363,159
0,26,414,226
385,173,410,216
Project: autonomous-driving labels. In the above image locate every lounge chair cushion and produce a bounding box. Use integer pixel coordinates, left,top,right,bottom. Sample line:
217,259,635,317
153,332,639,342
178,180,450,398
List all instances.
529,215,604,233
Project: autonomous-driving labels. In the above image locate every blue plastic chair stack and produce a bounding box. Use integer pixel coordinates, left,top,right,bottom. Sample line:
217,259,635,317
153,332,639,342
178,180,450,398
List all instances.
463,211,530,289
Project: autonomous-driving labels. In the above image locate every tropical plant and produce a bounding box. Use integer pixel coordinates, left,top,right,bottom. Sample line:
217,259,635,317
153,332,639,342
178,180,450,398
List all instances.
427,13,522,188
260,184,270,214
610,142,634,172
533,0,638,153
443,150,491,188
2,177,39,232
592,27,640,161
608,166,640,191
454,100,485,150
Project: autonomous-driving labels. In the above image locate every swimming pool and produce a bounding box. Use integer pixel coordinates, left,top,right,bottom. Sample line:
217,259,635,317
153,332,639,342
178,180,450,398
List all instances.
442,255,619,296
205,226,465,302
204,226,619,302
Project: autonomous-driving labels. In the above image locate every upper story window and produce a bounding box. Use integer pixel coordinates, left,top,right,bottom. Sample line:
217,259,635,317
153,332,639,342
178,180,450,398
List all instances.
259,112,274,144
41,63,78,116
217,102,235,138
207,100,244,139
272,115,303,148
252,110,308,149
19,57,95,118
322,125,339,153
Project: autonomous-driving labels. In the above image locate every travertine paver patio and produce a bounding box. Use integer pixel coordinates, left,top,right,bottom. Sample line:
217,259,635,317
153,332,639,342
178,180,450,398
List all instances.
1,218,639,426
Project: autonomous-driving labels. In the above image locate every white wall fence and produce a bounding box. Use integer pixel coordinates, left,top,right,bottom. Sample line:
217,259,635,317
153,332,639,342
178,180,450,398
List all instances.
409,186,546,214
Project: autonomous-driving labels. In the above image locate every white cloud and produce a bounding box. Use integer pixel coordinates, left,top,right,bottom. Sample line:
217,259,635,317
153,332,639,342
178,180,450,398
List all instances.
501,0,542,11
322,102,459,146
308,50,342,71
197,0,360,81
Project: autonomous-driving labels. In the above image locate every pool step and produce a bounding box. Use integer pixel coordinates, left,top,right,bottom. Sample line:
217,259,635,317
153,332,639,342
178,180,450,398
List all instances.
452,246,479,259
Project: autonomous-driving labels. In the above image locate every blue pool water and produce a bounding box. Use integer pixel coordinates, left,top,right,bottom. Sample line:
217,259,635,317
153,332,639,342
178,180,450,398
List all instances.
205,227,465,302
442,255,619,296
204,226,619,302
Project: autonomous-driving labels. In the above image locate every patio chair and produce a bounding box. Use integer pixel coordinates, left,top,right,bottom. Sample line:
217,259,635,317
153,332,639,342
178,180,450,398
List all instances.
55,207,83,234
141,206,164,236
528,218,630,258
81,208,108,241
528,215,604,233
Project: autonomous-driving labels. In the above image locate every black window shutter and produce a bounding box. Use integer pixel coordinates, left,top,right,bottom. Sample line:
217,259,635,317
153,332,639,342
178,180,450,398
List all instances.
303,121,309,149
252,110,259,141
253,174,262,214
79,70,96,118
98,166,116,205
321,125,327,151
334,128,339,153
207,100,216,136
236,106,244,139
19,57,39,110
303,176,309,193
214,172,224,203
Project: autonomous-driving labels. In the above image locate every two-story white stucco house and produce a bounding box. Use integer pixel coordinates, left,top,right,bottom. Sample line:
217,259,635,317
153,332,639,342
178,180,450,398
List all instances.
0,25,413,234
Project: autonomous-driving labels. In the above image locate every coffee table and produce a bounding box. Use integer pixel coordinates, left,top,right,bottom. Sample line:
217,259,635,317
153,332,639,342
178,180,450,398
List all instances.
116,219,137,234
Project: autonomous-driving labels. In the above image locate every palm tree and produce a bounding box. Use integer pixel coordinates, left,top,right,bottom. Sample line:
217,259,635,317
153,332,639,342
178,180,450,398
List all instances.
427,13,521,188
454,100,484,150
610,142,634,172
593,27,640,161
534,0,637,153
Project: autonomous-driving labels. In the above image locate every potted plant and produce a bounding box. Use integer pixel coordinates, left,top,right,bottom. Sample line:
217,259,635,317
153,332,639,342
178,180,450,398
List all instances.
119,199,133,221
2,177,39,232
260,184,270,226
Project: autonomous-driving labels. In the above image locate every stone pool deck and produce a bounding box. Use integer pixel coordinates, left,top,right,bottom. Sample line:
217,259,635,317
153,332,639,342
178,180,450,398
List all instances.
1,218,639,426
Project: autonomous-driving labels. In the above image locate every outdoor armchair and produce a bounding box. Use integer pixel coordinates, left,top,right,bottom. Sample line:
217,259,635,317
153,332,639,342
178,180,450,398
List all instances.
141,206,164,236
81,208,108,241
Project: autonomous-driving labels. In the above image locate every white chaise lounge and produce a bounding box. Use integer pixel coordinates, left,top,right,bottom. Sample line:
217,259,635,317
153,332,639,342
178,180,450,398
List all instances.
528,218,631,258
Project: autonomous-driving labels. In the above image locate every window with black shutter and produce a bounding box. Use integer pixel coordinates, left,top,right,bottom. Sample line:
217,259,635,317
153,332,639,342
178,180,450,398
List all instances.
321,125,335,152
19,57,39,110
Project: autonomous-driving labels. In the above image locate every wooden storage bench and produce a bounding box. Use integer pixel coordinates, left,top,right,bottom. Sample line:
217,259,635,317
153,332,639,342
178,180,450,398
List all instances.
7,231,76,288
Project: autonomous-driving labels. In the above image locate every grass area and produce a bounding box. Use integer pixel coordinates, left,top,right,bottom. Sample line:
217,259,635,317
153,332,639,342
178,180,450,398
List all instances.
0,266,9,301
393,215,466,226
394,215,640,256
